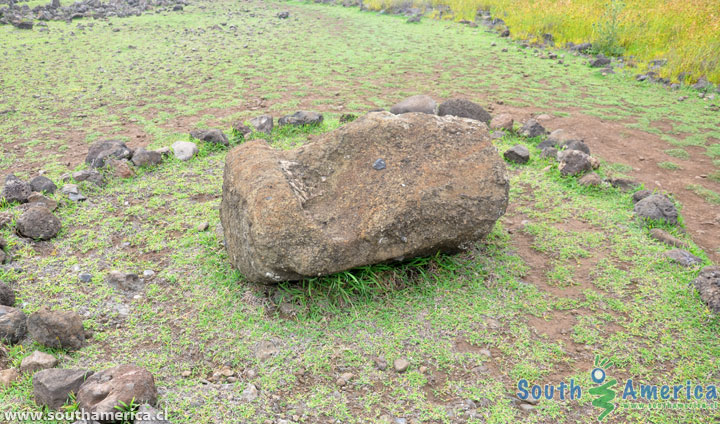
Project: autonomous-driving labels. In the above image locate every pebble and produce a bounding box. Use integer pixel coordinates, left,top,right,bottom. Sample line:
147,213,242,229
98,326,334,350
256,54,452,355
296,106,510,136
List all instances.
78,273,92,283
143,270,155,278
393,358,410,373
372,158,386,170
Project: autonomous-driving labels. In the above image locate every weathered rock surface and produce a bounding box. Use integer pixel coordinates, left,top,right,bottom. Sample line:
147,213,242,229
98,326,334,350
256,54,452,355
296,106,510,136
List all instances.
578,172,602,187
389,95,437,115
0,282,15,307
558,150,592,176
76,365,158,417
503,145,529,164
86,140,132,168
634,194,678,225
649,228,687,248
663,249,702,267
190,129,229,146
693,266,720,313
249,115,273,134
131,148,163,167
437,98,491,125
27,308,85,350
1,174,32,204
489,113,514,131
33,368,94,410
20,350,58,374
220,112,509,283
518,119,547,138
171,141,198,161
0,305,26,344
30,176,57,194
278,111,324,127
27,192,57,211
16,206,61,240
0,368,20,387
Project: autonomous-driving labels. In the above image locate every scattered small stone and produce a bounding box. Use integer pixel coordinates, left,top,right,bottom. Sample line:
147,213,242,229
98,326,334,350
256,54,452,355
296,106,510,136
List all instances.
503,145,530,164
607,177,640,192
663,249,702,267
107,159,135,178
254,340,279,361
16,206,61,240
190,129,229,146
1,174,32,204
375,357,387,371
558,150,592,176
33,369,93,410
540,147,558,160
61,184,87,202
0,282,15,307
76,365,157,417
181,370,191,378
143,270,155,279
634,194,678,225
0,368,20,387
518,119,547,138
276,11,289,19
518,403,535,412
106,271,143,292
372,159,386,170
249,115,274,134
389,95,437,115
437,98,491,125
578,172,602,187
232,122,252,138
171,141,198,161
278,111,324,126
197,222,210,232
632,189,653,203
85,139,131,168
241,383,259,402
0,305,27,344
78,273,92,283
29,176,57,194
20,351,58,374
490,130,506,140
337,372,354,386
72,169,104,186
649,228,687,248
560,139,590,155
589,54,611,68
27,307,85,350
131,148,163,167
693,266,720,313
393,358,410,373
0,212,11,230
339,113,357,123
13,21,34,30
27,192,57,211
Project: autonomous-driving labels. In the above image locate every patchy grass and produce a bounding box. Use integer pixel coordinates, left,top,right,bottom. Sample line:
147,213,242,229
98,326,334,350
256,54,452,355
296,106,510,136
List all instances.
664,148,690,160
364,0,720,84
657,161,682,170
687,184,720,205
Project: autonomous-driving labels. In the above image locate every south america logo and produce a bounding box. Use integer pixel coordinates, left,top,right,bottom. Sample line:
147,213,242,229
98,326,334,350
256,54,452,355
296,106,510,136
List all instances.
588,356,618,420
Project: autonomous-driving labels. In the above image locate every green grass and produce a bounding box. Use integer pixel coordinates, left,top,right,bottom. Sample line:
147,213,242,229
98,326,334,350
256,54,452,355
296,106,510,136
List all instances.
1,1,719,423
657,161,682,170
664,148,690,160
